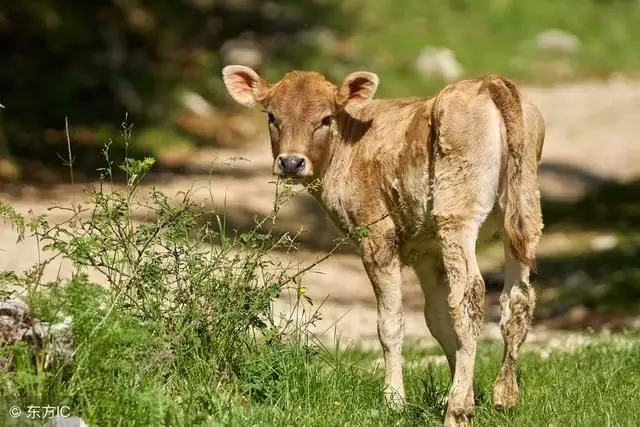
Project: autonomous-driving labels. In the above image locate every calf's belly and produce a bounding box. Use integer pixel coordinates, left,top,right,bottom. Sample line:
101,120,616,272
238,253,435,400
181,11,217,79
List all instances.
398,207,502,265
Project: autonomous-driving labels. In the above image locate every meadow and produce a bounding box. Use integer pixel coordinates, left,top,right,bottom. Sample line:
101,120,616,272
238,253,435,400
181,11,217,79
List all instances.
3,1,640,425
2,148,639,426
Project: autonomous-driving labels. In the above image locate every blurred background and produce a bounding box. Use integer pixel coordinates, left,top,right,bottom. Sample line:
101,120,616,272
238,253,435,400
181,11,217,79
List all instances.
1,0,640,346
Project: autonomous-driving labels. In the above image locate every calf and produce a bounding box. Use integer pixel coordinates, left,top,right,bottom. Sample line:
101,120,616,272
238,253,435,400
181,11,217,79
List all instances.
222,65,545,426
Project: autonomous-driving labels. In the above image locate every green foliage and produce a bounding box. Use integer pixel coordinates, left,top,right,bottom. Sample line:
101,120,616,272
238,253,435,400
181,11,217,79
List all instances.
3,0,640,180
0,201,25,242
0,0,350,178
0,129,329,424
343,0,640,97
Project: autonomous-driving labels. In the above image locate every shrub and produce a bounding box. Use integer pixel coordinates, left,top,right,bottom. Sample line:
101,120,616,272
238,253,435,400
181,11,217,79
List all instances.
0,127,326,425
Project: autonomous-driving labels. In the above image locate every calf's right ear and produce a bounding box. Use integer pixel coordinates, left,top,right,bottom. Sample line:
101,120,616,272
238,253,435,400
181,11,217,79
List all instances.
222,65,269,107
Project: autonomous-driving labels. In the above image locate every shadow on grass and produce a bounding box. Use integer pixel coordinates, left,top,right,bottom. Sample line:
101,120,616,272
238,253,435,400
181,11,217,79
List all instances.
530,240,640,328
486,177,640,328
542,178,640,231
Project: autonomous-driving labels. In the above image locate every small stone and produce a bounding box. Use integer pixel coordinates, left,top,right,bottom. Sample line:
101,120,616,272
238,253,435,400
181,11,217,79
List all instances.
220,38,263,71
534,29,581,53
0,299,34,345
42,416,88,427
590,234,617,252
415,47,463,82
1,298,75,372
180,91,215,117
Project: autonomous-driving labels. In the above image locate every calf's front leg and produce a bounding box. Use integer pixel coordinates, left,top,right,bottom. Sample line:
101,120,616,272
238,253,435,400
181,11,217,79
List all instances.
361,238,405,408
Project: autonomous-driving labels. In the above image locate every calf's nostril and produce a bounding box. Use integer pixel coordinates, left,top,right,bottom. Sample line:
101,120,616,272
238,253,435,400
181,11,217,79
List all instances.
294,157,305,171
278,156,287,171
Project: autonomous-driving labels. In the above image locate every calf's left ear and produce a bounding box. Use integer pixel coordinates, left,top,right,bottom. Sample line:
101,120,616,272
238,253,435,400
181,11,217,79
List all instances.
336,71,379,110
222,65,269,107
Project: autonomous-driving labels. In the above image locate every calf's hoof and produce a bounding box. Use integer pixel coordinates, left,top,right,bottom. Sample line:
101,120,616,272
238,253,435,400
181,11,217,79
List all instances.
492,375,519,410
444,407,474,427
383,388,406,411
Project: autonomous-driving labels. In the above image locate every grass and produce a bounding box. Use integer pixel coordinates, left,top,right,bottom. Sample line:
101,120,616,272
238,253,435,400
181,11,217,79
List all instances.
2,128,640,426
3,297,640,427
289,0,640,98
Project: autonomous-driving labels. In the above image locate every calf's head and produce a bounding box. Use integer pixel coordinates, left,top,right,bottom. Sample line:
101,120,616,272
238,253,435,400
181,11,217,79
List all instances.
222,65,379,182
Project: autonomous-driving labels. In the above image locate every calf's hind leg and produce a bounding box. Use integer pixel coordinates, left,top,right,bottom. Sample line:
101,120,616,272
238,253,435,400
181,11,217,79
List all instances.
492,234,537,409
434,216,486,427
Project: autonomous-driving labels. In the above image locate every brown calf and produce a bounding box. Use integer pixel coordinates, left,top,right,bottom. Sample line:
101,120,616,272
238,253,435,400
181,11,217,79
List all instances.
222,65,544,426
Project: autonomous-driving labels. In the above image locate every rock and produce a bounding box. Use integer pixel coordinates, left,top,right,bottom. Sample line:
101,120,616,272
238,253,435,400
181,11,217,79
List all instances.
590,234,617,252
415,47,463,82
180,91,215,117
42,416,88,427
534,29,581,53
0,298,74,372
0,299,34,346
220,38,264,72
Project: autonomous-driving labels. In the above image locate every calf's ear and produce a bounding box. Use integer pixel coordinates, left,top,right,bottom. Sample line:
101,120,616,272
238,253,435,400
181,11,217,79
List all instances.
336,71,379,110
222,65,269,107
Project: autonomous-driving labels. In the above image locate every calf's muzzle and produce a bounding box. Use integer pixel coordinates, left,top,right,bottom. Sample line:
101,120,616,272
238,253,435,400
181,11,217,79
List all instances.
276,154,307,176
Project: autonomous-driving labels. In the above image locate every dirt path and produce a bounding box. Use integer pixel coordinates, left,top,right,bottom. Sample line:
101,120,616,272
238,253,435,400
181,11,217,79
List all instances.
2,79,640,349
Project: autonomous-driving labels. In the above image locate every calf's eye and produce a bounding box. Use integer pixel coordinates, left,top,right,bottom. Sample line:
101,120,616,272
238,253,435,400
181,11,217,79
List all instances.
321,115,333,127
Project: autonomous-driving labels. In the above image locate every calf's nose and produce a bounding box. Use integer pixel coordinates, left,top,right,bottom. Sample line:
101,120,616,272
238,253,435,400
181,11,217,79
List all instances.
277,155,306,175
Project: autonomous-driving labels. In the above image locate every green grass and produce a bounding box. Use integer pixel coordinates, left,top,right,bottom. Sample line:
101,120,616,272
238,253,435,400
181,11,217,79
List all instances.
2,139,640,426
293,0,640,97
3,294,640,427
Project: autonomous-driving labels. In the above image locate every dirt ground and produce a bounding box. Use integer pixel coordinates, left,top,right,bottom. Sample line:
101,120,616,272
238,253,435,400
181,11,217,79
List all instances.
2,78,640,350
